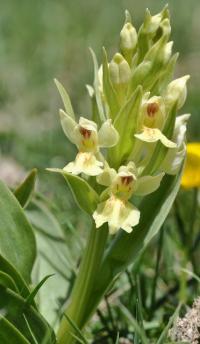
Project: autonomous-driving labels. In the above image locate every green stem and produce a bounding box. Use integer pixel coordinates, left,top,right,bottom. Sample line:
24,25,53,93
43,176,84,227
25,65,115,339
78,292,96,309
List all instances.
57,223,108,344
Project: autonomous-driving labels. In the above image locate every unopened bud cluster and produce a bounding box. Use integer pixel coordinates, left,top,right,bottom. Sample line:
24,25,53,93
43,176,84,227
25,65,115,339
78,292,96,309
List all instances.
50,6,190,235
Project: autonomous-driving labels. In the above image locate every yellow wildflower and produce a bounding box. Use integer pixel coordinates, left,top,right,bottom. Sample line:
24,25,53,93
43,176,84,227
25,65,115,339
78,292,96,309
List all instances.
181,143,200,188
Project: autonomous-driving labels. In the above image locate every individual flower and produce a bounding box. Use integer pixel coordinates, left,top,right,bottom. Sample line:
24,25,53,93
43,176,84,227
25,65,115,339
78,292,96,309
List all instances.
59,110,119,176
135,96,176,148
93,162,164,234
181,142,200,189
164,75,190,110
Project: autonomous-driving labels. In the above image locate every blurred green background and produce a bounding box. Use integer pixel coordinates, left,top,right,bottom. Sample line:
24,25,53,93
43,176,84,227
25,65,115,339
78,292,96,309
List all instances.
0,0,199,194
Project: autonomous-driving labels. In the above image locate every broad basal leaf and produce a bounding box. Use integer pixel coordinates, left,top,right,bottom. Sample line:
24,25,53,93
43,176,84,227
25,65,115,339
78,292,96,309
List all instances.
0,285,56,344
0,180,36,283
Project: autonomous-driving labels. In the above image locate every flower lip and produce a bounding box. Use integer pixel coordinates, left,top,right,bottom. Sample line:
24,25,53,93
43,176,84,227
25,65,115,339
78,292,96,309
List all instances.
147,102,159,117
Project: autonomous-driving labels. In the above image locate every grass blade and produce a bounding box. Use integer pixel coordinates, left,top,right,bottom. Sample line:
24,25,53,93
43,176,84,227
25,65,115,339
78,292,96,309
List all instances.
156,303,182,344
63,313,88,344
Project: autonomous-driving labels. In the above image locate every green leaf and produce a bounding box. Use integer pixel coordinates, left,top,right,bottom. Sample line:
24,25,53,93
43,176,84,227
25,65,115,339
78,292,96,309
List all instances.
151,53,179,95
0,271,18,292
102,47,120,120
0,286,56,344
27,198,76,326
0,254,30,299
26,274,54,306
63,313,88,344
86,84,102,127
0,317,30,344
115,333,120,344
0,180,36,283
108,86,143,167
119,302,149,344
178,268,200,284
156,303,181,344
89,48,106,122
14,169,37,208
47,168,99,215
54,78,75,119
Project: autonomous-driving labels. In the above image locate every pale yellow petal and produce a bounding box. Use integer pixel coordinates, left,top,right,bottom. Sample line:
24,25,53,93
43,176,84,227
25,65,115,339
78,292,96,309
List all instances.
79,117,97,132
159,132,177,148
98,119,119,147
135,127,176,148
134,173,164,196
97,167,117,186
64,152,103,176
161,145,185,175
59,109,77,144
93,197,140,235
118,161,137,176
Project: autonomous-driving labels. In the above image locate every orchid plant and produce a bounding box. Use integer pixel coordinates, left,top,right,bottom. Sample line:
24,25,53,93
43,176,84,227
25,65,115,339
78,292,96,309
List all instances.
47,6,190,343
0,5,191,344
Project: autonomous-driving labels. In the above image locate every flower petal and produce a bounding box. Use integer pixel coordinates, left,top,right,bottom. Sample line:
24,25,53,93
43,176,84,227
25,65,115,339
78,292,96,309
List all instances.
98,119,119,147
93,197,140,235
135,127,176,148
134,173,164,196
159,132,177,148
59,109,77,144
64,152,103,176
118,161,138,176
97,166,117,186
181,143,200,188
173,114,191,147
79,117,97,132
161,145,185,175
160,114,190,175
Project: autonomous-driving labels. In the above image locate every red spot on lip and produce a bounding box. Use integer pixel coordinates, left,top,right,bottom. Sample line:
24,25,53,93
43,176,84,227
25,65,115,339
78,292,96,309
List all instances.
80,127,92,138
147,102,159,117
121,176,133,185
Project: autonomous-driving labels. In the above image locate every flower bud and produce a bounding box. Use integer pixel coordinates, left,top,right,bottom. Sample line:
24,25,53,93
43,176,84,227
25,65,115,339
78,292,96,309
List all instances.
120,22,137,58
109,53,131,86
162,41,173,64
143,6,169,35
164,75,190,110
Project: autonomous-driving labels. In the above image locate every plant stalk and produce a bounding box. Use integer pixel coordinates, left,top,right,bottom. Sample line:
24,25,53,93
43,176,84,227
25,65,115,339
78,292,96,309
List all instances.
57,222,108,344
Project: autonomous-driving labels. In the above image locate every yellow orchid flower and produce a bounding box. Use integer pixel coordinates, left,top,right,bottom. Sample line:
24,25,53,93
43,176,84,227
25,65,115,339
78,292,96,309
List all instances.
181,143,200,189
135,96,176,148
59,110,119,176
93,162,164,234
